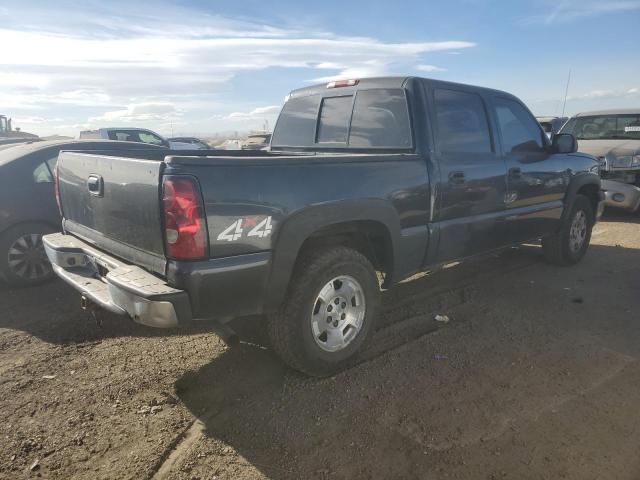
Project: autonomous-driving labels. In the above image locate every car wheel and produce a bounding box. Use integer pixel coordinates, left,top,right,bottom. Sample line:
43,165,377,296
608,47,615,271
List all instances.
542,194,594,266
0,223,56,287
268,246,380,376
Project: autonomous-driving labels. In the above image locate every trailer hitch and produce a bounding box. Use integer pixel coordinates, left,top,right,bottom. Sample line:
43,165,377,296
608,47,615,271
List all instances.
80,295,103,327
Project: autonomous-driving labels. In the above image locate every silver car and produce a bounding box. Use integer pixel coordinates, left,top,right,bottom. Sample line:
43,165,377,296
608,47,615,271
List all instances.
560,109,640,212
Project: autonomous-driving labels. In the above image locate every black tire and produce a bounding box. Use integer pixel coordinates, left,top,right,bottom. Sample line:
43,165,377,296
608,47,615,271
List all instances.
0,223,56,287
542,194,594,266
267,246,380,376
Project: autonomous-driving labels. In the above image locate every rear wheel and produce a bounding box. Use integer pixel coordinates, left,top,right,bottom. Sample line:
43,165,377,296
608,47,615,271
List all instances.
542,194,593,266
268,246,380,376
0,223,55,287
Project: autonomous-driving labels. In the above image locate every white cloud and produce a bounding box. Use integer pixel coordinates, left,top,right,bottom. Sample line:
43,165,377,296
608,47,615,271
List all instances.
528,0,640,24
89,103,182,123
226,106,281,120
566,88,640,101
0,2,476,136
416,64,447,73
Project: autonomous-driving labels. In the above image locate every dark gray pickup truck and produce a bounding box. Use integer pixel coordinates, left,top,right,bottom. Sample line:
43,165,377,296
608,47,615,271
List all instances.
44,76,603,375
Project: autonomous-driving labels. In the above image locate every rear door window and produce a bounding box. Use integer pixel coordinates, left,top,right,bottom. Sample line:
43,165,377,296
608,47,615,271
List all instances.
434,89,492,153
317,96,353,143
349,89,412,147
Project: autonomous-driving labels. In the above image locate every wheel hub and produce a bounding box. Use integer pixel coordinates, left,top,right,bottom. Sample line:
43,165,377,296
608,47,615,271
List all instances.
311,275,366,352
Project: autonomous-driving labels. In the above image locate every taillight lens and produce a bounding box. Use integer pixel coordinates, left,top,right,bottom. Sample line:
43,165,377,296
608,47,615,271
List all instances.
53,160,62,215
162,176,208,260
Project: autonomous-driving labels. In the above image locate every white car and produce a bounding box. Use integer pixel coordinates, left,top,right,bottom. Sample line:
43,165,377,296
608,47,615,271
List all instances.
79,128,194,150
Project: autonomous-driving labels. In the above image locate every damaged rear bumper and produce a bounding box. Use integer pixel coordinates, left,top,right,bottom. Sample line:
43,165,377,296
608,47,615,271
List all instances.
43,232,191,328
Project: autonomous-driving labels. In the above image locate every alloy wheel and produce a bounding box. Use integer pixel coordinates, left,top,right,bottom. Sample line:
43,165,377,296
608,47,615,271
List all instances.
310,275,366,352
7,234,51,280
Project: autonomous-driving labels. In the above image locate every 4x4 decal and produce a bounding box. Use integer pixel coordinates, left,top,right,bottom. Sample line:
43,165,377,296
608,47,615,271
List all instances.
216,216,273,242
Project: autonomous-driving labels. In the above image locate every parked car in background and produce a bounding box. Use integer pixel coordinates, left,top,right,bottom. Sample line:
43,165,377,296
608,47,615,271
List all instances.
536,116,567,139
242,132,272,150
217,139,243,150
167,137,210,149
0,140,166,287
559,109,640,212
45,76,602,375
79,128,194,150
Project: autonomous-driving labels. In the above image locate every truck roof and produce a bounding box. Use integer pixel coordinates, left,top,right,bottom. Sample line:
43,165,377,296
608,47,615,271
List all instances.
289,76,515,99
572,108,640,117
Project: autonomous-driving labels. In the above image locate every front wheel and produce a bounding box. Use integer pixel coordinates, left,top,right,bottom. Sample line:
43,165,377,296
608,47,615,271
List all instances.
542,194,594,266
268,246,380,376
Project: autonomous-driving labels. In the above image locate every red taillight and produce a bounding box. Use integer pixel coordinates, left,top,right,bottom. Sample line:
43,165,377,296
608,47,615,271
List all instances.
162,176,207,260
326,79,359,89
53,160,62,214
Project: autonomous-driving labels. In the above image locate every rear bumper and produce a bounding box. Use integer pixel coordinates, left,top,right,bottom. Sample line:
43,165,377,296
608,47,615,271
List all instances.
43,233,191,328
601,179,640,212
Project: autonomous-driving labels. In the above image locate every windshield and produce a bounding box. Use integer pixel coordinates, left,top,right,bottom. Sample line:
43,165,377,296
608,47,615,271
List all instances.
539,122,552,133
561,114,640,140
107,129,166,145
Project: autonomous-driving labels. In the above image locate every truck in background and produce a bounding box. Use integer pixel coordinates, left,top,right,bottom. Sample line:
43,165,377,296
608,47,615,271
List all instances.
560,109,640,213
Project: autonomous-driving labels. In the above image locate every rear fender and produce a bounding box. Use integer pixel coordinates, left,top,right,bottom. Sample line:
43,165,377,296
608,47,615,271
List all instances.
264,199,403,309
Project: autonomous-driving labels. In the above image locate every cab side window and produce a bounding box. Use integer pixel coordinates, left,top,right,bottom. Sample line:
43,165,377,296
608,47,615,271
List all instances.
493,97,544,153
434,89,492,153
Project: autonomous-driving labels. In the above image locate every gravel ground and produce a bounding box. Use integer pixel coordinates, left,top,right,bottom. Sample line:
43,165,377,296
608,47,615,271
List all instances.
1,213,639,480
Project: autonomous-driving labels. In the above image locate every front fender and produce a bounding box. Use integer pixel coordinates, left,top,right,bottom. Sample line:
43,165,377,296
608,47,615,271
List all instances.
563,171,601,220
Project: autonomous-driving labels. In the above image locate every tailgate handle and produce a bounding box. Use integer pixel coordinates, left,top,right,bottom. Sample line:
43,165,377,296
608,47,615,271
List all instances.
87,175,104,197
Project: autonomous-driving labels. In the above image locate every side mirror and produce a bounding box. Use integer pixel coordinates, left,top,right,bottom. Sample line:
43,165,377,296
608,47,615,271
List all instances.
552,133,577,154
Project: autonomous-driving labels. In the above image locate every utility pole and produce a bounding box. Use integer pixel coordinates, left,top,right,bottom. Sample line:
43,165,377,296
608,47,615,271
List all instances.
561,69,571,118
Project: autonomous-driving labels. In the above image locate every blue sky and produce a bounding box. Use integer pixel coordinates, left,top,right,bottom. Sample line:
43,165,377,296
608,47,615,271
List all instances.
2,0,639,137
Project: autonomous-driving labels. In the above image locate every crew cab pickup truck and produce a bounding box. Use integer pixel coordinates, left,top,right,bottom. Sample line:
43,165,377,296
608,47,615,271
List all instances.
44,77,603,376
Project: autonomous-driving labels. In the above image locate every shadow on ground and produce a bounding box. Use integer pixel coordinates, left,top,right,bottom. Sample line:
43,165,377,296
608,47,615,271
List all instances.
0,280,215,345
601,209,640,224
0,241,539,348
172,242,640,479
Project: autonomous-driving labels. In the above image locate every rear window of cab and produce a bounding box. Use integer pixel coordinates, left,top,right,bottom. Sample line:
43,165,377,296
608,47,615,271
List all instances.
271,88,412,149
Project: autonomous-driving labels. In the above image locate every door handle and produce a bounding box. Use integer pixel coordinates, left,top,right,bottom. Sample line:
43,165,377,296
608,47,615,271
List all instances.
87,174,104,197
509,167,522,179
448,171,466,185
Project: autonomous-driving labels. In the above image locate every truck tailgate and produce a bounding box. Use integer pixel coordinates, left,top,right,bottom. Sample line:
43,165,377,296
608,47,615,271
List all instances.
58,152,166,274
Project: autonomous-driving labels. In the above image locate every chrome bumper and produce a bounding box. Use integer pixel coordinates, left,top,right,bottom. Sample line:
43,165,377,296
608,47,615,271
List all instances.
601,179,640,212
43,233,192,328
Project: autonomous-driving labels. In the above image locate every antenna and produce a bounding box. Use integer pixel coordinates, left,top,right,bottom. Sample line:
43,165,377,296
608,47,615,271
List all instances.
561,69,571,118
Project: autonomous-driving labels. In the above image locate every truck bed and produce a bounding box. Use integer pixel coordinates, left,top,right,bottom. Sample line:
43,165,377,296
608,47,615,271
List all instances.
57,149,430,278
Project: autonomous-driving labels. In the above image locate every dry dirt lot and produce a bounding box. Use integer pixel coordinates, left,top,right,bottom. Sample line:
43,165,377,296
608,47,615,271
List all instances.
1,213,640,480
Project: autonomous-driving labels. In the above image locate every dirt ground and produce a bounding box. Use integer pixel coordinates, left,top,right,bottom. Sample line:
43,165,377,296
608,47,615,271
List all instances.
1,213,640,480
